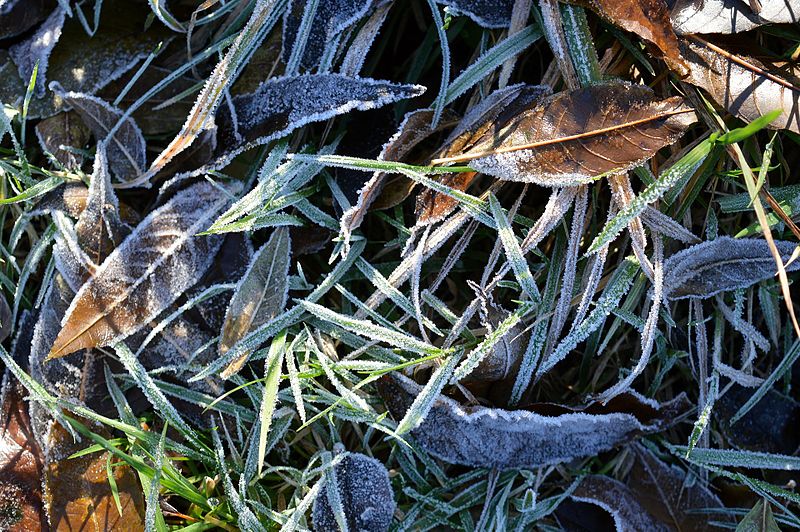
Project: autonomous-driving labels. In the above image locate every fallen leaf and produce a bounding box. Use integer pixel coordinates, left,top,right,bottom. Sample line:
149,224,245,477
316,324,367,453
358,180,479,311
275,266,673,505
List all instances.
563,475,671,531
0,0,53,40
48,181,232,359
45,421,145,531
737,499,781,532
377,372,690,469
219,227,292,378
33,182,140,225
74,143,133,266
0,295,11,344
628,444,733,531
419,84,548,225
312,452,396,532
672,0,800,34
282,0,377,71
35,111,91,170
0,373,47,532
682,37,800,133
436,81,696,187
434,0,515,28
8,7,65,98
663,237,800,299
52,83,147,182
571,0,689,76
716,385,800,454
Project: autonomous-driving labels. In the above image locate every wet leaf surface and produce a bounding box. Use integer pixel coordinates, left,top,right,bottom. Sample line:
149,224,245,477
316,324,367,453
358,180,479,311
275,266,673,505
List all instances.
378,372,690,469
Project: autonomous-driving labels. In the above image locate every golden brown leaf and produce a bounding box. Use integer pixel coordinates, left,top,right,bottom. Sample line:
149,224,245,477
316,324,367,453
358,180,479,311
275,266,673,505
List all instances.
45,422,145,531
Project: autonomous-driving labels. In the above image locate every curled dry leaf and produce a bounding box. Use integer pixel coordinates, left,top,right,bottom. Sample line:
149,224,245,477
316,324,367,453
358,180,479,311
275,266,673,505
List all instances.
672,0,800,34
312,452,396,532
418,84,549,226
219,227,291,378
52,83,148,182
282,0,377,71
45,421,146,530
35,111,91,170
0,373,47,532
681,38,800,133
570,0,688,76
437,82,696,187
435,0,516,28
47,181,231,359
377,372,690,469
663,236,800,299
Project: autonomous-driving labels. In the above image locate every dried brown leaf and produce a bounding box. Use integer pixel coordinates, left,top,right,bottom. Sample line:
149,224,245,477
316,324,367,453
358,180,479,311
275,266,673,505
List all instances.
572,0,689,75
47,181,231,359
0,374,47,532
45,422,145,531
682,37,800,132
434,82,696,187
377,372,690,469
0,0,53,40
35,111,91,171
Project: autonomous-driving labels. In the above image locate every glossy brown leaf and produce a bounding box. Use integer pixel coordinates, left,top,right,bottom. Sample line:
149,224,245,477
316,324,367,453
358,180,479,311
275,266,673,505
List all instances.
47,181,231,359
0,374,47,532
45,422,145,531
35,111,91,171
434,82,696,187
377,372,690,469
681,37,800,132
672,0,800,34
572,0,689,75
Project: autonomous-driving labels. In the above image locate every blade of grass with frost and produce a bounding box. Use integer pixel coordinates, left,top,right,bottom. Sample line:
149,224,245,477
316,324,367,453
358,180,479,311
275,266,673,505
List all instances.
397,352,461,435
192,239,367,380
672,445,800,470
488,194,540,303
148,0,185,32
426,0,450,127
281,480,323,532
731,339,800,425
751,132,778,207
587,137,714,254
302,301,444,356
321,451,349,532
445,25,541,104
560,4,600,86
686,372,718,457
537,257,639,377
145,425,168,532
452,303,532,382
285,0,320,75
296,199,340,231
258,332,286,477
12,223,54,323
212,427,268,532
114,342,203,448
356,258,443,335
285,340,307,423
221,227,291,378
144,0,283,181
286,153,474,175
134,378,256,422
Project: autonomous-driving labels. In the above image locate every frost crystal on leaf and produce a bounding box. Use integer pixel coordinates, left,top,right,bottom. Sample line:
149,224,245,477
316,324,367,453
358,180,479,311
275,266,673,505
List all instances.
378,373,689,469
663,237,800,299
435,0,515,28
9,7,65,97
312,452,396,532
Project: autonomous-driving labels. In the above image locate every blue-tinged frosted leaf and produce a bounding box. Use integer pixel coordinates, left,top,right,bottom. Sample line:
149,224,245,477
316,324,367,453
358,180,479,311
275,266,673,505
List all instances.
0,0,52,39
567,476,670,532
664,237,800,300
379,373,689,469
672,0,800,34
312,452,396,532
